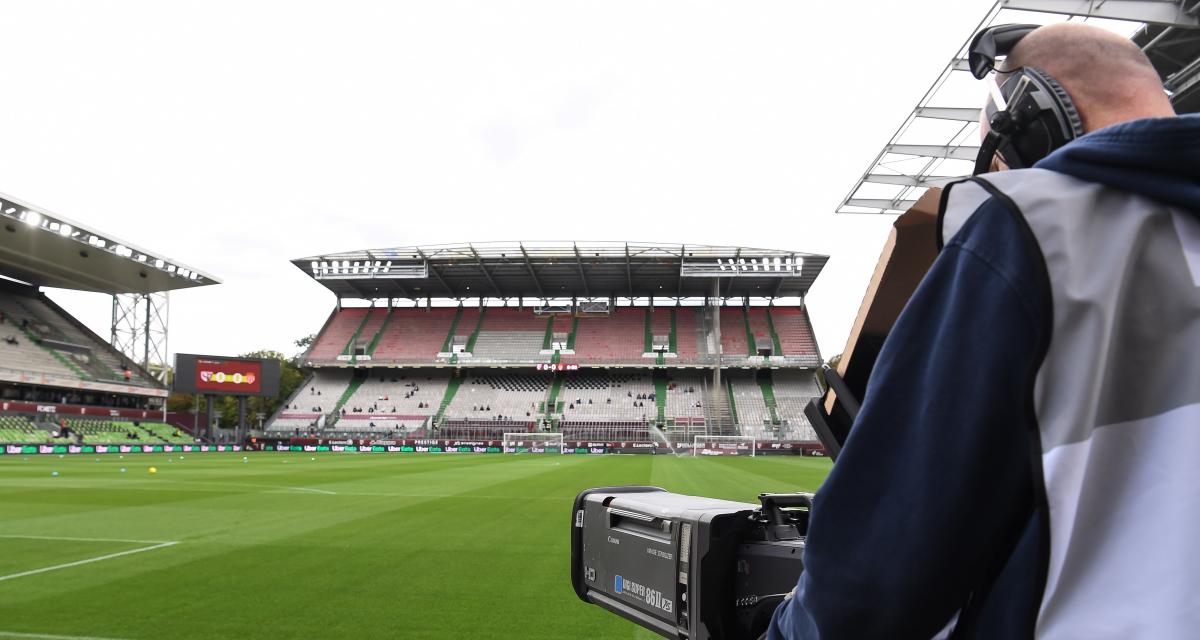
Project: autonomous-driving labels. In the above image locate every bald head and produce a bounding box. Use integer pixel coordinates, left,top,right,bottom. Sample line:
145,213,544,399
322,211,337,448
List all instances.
999,23,1175,132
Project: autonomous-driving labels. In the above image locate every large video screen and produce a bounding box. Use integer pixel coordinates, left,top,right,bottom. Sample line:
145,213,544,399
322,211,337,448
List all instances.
173,354,281,397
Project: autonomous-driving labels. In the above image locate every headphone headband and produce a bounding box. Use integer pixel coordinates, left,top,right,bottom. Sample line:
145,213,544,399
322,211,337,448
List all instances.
967,23,1040,79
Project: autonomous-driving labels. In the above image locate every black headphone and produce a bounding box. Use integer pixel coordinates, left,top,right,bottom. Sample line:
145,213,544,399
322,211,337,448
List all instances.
968,24,1085,175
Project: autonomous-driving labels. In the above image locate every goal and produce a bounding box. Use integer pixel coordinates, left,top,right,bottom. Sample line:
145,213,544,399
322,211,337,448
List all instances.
692,435,756,457
503,432,565,454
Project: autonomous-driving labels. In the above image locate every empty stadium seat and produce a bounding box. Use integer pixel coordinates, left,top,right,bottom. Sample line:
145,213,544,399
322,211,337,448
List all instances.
307,308,371,362
373,308,458,362
569,308,645,364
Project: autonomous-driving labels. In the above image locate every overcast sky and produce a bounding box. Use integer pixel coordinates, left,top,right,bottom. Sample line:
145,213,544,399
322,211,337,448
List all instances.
0,0,997,361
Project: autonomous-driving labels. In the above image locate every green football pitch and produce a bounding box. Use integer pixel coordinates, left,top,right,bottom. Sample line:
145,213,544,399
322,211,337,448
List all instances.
0,452,830,639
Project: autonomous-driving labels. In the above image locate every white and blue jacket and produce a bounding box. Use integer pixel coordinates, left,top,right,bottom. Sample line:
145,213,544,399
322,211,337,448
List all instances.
769,114,1200,639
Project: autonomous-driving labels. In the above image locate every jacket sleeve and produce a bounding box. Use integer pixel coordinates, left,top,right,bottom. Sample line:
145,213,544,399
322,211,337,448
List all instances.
768,199,1048,639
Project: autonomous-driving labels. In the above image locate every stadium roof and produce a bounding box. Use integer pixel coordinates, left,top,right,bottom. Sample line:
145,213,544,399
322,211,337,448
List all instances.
0,192,221,294
838,0,1200,214
294,242,828,300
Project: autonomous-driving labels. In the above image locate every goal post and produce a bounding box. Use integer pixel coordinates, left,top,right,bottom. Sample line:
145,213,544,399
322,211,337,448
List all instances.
693,435,756,457
503,432,565,454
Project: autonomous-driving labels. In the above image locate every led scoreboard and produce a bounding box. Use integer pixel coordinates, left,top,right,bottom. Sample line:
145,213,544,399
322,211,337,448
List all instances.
173,354,281,397
537,363,580,372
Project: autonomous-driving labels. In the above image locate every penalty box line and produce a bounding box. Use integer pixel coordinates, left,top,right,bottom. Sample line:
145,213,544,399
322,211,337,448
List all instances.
0,535,179,583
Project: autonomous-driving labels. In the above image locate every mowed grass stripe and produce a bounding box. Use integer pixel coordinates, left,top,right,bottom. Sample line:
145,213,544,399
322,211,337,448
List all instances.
0,452,826,639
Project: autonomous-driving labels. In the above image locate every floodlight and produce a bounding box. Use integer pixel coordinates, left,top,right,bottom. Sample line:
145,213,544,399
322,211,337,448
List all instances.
22,211,41,226
58,224,72,237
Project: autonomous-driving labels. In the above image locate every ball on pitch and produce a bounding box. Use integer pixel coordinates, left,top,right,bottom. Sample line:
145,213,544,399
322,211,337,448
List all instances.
149,467,158,474
51,471,59,477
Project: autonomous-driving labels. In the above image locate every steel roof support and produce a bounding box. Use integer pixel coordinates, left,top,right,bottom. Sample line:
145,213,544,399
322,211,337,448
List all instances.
469,245,504,297
519,244,547,300
624,244,634,299
1001,0,1200,28
416,248,455,297
366,251,411,299
723,248,741,298
845,198,919,211
914,107,982,122
110,292,168,384
886,144,981,161
676,244,686,298
572,243,591,298
864,174,960,188
771,255,795,298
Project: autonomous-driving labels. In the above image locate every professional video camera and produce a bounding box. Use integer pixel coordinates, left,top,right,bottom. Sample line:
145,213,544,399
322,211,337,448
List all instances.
570,190,946,639
571,487,811,639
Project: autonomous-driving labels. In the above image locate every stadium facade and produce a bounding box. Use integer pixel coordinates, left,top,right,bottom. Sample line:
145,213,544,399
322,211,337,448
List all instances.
264,242,830,454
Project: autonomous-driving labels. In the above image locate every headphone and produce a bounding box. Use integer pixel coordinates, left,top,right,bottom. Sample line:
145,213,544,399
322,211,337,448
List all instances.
968,24,1085,175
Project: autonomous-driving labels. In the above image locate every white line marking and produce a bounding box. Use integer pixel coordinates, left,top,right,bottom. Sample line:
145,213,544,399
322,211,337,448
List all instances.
0,631,131,640
0,541,178,583
282,487,337,495
0,534,170,545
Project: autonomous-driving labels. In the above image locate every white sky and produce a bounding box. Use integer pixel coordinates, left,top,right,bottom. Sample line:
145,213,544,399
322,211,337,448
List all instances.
0,0,997,361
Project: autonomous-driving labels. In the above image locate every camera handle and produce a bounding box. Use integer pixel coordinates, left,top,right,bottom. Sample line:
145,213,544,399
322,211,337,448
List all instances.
755,493,814,542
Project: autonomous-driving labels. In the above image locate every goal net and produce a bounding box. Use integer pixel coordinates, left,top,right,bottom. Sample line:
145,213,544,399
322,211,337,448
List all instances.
693,435,756,457
503,432,565,454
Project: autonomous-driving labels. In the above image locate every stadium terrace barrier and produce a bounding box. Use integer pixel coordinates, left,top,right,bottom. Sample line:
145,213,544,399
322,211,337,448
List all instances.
249,437,824,456
1,401,164,419
3,444,242,455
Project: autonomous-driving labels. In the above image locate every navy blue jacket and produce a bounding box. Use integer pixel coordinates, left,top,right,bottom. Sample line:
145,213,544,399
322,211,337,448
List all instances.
768,115,1200,639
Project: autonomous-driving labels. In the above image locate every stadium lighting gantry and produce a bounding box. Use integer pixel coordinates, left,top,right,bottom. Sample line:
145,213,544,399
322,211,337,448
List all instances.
0,192,220,294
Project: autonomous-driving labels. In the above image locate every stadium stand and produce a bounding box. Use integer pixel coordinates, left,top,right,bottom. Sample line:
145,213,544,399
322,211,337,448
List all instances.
772,369,820,441
283,243,831,445
663,372,706,422
558,371,654,423
444,372,547,423
307,307,370,361
0,192,218,446
471,328,547,362
746,307,776,355
0,290,148,385
0,415,49,443
336,372,449,433
268,370,353,431
350,308,390,357
674,308,703,363
728,373,773,439
569,308,646,364
372,308,458,363
772,307,820,360
0,318,79,379
719,308,750,359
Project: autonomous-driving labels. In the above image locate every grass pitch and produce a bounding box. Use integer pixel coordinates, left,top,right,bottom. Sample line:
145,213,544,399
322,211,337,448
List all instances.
0,452,831,639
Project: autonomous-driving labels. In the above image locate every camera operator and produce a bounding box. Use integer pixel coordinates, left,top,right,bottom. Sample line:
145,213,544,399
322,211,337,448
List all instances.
769,23,1198,639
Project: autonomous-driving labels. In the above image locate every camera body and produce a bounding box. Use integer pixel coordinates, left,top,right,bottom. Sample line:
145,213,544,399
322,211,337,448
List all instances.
571,486,810,639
